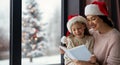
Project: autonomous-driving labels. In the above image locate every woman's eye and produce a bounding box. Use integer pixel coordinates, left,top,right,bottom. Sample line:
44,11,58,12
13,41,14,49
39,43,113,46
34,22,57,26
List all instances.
91,17,96,20
87,19,90,22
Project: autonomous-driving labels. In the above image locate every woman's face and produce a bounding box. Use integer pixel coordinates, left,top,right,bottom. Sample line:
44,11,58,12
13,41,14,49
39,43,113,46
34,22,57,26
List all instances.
86,15,103,31
71,22,85,38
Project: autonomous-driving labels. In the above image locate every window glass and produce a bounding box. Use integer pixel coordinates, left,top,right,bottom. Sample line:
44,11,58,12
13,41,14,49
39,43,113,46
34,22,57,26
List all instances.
0,0,10,65
22,0,61,64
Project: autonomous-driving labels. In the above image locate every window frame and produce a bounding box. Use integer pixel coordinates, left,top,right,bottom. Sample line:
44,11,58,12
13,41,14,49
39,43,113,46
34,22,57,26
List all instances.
61,0,68,65
10,0,21,65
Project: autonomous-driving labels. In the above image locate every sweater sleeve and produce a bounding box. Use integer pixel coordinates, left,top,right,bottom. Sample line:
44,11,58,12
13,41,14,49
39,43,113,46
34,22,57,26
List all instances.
106,35,120,65
64,38,76,65
66,38,75,49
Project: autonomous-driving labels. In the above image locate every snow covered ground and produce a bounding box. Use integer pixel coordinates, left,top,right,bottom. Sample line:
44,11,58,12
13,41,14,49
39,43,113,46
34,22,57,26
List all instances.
0,54,61,65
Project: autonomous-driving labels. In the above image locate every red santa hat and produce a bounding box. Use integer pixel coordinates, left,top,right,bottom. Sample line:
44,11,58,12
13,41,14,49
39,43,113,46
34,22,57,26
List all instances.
67,15,87,33
61,15,86,44
85,1,108,16
66,15,77,36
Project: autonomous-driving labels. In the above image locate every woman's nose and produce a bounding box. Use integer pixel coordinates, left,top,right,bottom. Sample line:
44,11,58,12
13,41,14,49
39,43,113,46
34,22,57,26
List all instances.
88,21,92,25
87,22,92,27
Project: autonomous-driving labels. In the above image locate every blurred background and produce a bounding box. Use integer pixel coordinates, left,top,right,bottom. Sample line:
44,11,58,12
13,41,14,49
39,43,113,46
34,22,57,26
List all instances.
0,0,61,65
0,0,10,61
0,0,10,65
21,0,61,65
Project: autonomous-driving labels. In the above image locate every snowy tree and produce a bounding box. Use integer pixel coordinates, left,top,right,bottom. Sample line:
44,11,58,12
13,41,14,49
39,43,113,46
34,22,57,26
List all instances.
22,0,48,58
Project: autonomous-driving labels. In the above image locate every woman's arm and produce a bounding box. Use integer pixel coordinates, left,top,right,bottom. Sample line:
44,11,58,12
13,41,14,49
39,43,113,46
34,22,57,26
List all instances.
106,36,120,65
73,60,98,65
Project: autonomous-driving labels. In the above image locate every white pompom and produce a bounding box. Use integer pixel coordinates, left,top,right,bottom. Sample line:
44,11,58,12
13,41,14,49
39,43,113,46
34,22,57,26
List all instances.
61,36,67,44
89,28,94,34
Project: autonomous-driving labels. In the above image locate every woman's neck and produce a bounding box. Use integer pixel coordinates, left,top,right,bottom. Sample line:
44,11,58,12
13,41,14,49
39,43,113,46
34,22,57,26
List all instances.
99,25,113,34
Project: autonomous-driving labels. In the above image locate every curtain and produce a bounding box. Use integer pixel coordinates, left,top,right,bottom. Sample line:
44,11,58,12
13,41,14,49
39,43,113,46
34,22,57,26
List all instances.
116,0,120,31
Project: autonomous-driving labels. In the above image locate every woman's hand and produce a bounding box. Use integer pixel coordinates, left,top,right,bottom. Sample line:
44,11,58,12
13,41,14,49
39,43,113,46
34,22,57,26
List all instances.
73,59,90,65
88,55,97,64
72,54,97,65
73,59,83,65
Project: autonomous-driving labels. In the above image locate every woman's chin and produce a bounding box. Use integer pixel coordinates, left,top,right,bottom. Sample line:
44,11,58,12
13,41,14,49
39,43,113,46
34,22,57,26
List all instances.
89,27,98,31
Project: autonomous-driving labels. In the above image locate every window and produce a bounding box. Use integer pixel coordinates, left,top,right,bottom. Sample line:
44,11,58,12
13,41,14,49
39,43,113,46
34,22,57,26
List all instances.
0,0,10,65
22,0,61,65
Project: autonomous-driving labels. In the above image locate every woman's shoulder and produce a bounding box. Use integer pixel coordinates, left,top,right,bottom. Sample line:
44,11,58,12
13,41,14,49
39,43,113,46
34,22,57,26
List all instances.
110,28,120,39
112,28,120,35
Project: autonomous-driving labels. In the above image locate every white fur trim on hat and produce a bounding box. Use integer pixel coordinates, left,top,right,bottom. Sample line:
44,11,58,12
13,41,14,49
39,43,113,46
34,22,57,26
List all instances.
67,16,87,33
85,4,104,16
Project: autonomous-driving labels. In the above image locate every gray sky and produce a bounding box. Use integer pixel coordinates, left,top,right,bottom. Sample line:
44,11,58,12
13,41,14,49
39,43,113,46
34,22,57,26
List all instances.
0,0,10,38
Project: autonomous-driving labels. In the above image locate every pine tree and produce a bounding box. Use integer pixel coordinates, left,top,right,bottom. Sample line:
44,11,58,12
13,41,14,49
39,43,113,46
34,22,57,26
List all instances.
22,0,47,58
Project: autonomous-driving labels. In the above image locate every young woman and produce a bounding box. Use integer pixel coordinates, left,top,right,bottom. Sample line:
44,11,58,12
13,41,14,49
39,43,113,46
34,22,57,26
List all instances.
74,1,120,65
